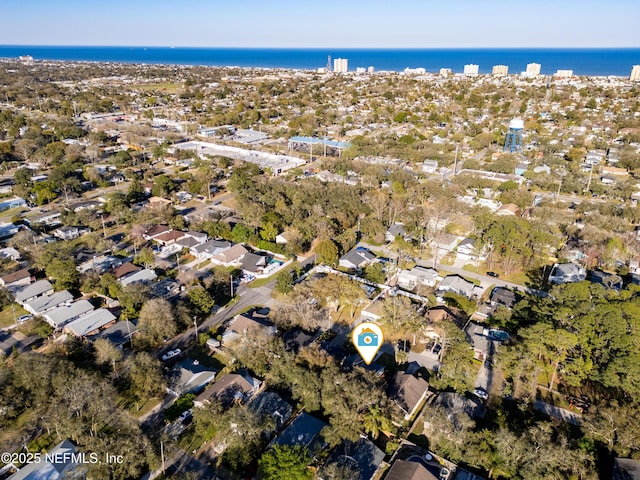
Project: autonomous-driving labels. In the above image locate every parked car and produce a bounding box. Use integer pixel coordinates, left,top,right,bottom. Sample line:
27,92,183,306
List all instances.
17,315,32,324
487,271,500,278
161,349,182,361
178,409,193,424
432,343,442,355
472,387,489,400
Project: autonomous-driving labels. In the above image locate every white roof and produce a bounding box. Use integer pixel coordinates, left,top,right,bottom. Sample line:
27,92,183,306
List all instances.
43,300,95,328
119,269,157,286
24,291,73,315
14,279,53,303
64,309,116,337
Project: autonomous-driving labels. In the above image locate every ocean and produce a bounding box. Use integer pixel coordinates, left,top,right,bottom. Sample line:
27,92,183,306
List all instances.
0,46,638,76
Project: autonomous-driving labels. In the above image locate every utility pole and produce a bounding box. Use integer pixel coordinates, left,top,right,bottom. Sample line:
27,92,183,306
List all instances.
453,144,459,175
230,275,234,297
193,316,198,342
585,165,594,193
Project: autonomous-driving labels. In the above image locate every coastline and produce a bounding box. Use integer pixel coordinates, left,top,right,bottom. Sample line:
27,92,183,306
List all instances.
0,46,639,76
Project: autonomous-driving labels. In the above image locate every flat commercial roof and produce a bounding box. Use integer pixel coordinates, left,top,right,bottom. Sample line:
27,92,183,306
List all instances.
288,136,351,149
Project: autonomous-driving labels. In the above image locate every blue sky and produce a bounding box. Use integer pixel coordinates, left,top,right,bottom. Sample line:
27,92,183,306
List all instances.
1,0,638,48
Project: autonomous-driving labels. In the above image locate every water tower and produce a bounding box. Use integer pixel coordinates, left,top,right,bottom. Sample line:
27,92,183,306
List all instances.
504,118,524,153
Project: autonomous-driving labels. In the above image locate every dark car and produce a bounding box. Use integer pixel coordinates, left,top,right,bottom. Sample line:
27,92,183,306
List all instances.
487,271,500,278
432,344,442,355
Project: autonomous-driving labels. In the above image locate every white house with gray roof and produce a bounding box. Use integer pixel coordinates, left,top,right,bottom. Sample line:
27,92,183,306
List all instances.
43,300,95,329
24,291,73,315
64,309,116,337
14,279,54,304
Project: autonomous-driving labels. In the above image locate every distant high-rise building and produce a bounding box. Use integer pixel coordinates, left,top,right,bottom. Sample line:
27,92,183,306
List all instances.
630,65,640,81
492,65,509,75
356,67,366,74
333,58,348,73
367,66,375,73
463,64,479,76
526,63,542,76
439,68,452,76
555,69,573,78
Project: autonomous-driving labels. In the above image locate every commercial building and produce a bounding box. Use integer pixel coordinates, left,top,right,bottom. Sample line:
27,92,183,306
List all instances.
492,64,509,75
525,63,542,76
463,64,479,76
555,69,573,78
333,58,348,73
439,68,452,76
631,65,640,81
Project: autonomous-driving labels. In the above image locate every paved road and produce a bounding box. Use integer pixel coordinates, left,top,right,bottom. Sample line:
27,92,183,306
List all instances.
534,400,581,425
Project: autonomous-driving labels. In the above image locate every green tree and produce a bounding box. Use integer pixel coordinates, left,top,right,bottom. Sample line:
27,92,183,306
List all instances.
137,298,177,347
188,285,215,314
151,174,176,198
315,239,339,265
364,262,385,284
275,271,294,295
45,258,79,290
258,445,313,480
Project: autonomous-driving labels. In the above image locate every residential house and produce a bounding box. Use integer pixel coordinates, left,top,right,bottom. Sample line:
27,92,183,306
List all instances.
0,196,26,212
211,244,248,267
270,412,328,455
0,178,14,195
433,392,485,420
0,222,22,240
64,309,117,337
612,458,640,480
142,224,172,241
397,266,439,290
53,226,89,241
7,439,84,480
385,223,410,243
167,359,218,396
190,239,232,260
76,255,122,274
434,233,459,253
630,257,640,275
0,247,20,261
24,290,74,315
339,249,376,270
24,211,61,227
150,278,181,299
111,262,141,280
119,268,157,286
456,238,485,261
240,252,267,275
148,196,172,209
175,236,201,250
153,230,185,246
384,459,439,480
43,300,95,329
14,280,54,305
361,300,385,322
588,270,623,291
548,263,587,285
275,232,290,245
0,268,32,290
222,314,276,344
422,159,439,174
388,371,430,421
248,390,294,434
91,320,137,348
489,287,517,308
194,372,261,408
437,275,478,298
318,437,385,480
496,203,518,216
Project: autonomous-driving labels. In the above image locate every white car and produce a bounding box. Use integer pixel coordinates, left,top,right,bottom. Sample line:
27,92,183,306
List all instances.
17,315,32,324
161,349,181,361
472,388,489,401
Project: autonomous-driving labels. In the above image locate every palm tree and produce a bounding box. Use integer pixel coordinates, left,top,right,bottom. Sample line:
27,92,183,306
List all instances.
362,405,391,439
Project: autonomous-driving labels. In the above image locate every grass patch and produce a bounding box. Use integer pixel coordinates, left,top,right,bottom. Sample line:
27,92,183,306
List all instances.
196,259,211,269
178,425,207,453
131,397,162,418
0,304,29,328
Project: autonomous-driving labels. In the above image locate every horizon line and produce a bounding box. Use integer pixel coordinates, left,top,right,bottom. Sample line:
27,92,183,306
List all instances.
1,44,640,50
